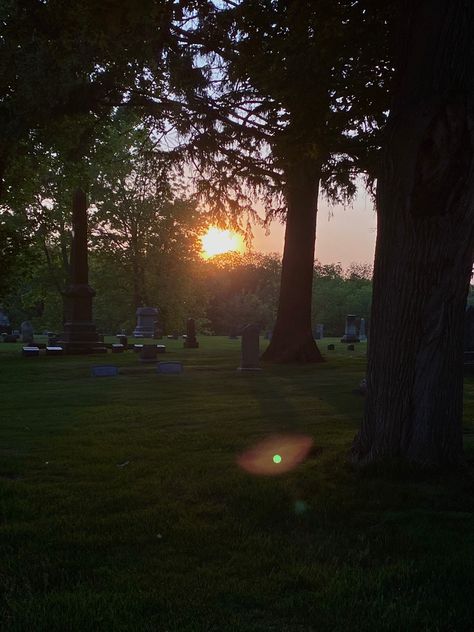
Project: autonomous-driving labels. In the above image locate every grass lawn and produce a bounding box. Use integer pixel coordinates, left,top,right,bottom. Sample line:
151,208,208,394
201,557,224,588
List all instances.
1,336,474,631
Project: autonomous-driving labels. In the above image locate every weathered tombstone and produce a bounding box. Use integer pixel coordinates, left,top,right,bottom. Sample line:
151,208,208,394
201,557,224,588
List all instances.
116,334,128,347
140,344,158,363
91,365,118,377
327,344,335,351
112,344,125,353
59,190,101,353
133,307,158,338
238,324,261,371
341,315,360,343
156,362,183,374
359,318,367,342
20,321,34,343
183,318,199,348
314,324,324,340
22,346,40,357
0,307,11,334
133,344,144,353
156,345,166,354
48,333,60,346
46,346,64,356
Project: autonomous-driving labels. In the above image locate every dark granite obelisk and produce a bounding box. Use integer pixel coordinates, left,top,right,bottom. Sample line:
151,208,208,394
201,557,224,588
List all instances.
60,190,100,354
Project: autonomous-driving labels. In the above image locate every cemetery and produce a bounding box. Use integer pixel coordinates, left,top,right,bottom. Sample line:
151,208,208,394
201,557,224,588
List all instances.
1,1,474,630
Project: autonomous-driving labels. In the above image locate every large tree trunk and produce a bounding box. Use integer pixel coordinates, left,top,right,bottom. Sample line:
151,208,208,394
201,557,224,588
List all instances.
261,158,323,363
351,0,474,469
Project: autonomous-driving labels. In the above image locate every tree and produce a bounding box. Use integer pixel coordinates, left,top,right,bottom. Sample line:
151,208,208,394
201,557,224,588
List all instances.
351,0,474,468
175,0,393,362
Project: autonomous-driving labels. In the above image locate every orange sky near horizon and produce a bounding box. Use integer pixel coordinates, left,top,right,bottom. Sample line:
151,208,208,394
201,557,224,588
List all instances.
251,185,377,269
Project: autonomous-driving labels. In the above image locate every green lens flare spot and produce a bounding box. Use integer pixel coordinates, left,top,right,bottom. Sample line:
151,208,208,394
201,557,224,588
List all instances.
273,454,282,464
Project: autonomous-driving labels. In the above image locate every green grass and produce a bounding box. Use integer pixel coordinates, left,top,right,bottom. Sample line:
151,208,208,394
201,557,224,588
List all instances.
1,337,473,631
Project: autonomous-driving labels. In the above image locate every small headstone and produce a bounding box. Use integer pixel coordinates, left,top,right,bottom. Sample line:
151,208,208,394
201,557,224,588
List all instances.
112,344,125,353
183,318,199,348
0,307,10,333
167,335,174,340
327,344,335,351
46,346,64,356
116,334,128,347
238,324,261,371
133,344,144,353
156,345,166,354
12,329,20,336
20,321,34,343
48,334,60,346
359,318,367,342
22,346,40,357
340,315,360,343
314,323,324,340
172,332,179,340
140,344,158,363
156,361,183,374
133,306,159,338
91,365,118,377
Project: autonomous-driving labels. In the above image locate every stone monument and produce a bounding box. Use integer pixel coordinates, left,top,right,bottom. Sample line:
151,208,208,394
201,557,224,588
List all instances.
314,324,324,340
238,324,261,371
0,307,11,334
183,318,199,348
59,190,100,354
133,307,158,338
359,318,367,342
341,315,360,343
20,320,34,343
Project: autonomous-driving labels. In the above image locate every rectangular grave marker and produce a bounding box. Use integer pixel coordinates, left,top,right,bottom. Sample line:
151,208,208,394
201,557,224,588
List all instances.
156,362,183,374
91,365,118,377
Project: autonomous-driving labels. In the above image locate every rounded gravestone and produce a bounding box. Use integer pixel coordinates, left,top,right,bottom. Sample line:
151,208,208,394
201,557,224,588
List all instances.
133,307,159,338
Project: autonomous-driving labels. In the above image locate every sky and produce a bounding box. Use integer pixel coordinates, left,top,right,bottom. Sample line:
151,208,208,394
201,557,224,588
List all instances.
251,183,377,269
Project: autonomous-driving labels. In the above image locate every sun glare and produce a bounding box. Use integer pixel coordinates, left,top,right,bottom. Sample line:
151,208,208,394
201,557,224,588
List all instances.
201,227,244,259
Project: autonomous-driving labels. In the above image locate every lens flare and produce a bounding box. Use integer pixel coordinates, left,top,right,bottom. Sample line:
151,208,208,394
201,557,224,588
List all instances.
237,434,313,476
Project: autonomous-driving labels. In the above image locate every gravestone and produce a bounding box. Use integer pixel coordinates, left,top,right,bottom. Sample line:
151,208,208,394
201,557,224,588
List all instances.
22,346,40,357
133,307,158,338
140,344,158,363
341,315,360,343
314,324,324,340
156,362,183,374
359,318,367,342
91,365,118,377
46,346,64,356
157,345,166,354
59,190,100,353
238,324,261,371
112,344,125,353
20,321,34,343
116,334,128,347
48,333,60,346
183,318,199,348
0,307,11,334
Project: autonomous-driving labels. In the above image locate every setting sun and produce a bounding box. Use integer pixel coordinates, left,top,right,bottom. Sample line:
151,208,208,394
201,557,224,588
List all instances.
200,227,244,259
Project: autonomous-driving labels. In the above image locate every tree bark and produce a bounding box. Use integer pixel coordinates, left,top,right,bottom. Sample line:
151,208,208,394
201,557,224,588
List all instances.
261,158,323,363
351,0,474,469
